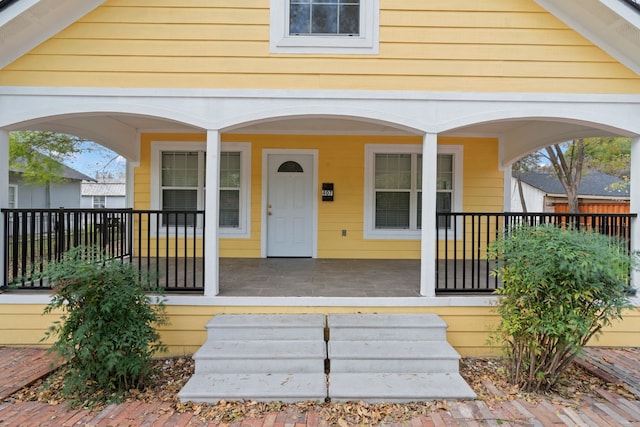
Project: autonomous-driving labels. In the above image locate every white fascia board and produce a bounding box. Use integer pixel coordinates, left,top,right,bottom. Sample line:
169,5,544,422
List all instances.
0,0,106,69
3,86,640,104
534,0,640,75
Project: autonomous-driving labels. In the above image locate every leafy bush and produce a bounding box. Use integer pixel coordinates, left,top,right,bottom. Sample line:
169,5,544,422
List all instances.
42,246,168,405
488,224,635,392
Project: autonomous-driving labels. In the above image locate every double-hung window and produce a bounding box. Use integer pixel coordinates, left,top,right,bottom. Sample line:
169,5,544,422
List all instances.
8,185,17,209
436,154,454,229
219,152,241,228
161,151,203,227
92,195,106,209
151,142,251,237
270,0,379,54
374,153,421,231
364,144,462,239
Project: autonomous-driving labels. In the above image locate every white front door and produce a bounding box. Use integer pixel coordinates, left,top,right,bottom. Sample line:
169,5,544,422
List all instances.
267,154,314,257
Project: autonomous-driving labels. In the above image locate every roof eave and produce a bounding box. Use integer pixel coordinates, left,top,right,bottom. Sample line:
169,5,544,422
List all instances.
0,0,106,69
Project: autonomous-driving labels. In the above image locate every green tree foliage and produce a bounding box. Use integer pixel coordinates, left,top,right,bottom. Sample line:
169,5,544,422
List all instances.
9,131,87,185
42,246,168,406
488,225,635,392
583,137,631,182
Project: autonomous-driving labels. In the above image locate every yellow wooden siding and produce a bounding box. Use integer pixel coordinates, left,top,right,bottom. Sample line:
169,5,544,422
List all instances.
0,305,64,349
1,304,638,357
136,133,502,259
1,0,639,93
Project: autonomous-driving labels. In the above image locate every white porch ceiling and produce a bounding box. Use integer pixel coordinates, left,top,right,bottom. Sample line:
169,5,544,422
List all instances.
441,118,630,165
223,116,418,136
8,112,626,167
10,113,200,163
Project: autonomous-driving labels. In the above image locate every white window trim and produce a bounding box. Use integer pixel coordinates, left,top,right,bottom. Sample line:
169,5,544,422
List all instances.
363,144,463,240
270,0,379,54
8,184,17,209
150,141,251,238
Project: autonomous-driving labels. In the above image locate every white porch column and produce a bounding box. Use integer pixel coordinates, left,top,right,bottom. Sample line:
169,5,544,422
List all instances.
0,130,8,288
125,160,136,208
204,130,221,296
630,137,640,295
503,164,512,212
420,133,438,297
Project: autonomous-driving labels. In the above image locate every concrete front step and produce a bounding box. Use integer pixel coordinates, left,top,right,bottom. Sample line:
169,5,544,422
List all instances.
328,313,447,341
329,340,460,373
180,313,477,404
329,340,460,360
329,372,477,402
327,313,475,402
178,373,328,403
206,314,326,341
193,340,326,374
180,314,328,404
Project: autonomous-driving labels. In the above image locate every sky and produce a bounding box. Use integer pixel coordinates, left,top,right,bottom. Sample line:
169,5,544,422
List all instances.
64,141,126,180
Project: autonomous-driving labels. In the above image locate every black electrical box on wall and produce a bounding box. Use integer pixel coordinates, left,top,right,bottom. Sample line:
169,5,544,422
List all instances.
322,183,334,201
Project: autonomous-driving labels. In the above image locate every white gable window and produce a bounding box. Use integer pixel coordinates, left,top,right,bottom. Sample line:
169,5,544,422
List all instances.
151,142,251,237
364,144,463,240
270,0,379,54
290,0,360,36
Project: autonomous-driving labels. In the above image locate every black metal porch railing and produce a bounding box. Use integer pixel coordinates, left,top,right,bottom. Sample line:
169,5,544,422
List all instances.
2,208,205,293
436,212,503,293
129,210,205,293
2,208,132,288
435,212,637,294
2,209,636,295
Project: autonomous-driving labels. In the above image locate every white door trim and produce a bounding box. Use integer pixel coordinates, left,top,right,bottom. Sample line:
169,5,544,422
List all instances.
261,149,318,258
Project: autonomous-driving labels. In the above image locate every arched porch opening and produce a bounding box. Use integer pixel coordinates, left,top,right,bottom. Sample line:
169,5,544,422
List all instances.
1,99,639,298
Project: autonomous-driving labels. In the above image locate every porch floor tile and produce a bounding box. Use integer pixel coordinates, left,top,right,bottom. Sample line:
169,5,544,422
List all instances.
219,258,421,297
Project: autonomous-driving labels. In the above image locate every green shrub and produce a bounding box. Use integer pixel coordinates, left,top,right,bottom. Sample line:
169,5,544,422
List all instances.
488,224,635,392
42,246,168,405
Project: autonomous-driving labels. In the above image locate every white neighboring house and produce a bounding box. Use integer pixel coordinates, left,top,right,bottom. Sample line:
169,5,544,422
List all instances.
81,180,126,209
511,171,630,213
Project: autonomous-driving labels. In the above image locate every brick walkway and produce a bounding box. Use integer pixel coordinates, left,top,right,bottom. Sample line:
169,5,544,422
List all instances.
1,347,640,426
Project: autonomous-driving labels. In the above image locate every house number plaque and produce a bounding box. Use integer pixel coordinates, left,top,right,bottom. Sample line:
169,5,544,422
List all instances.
322,183,334,201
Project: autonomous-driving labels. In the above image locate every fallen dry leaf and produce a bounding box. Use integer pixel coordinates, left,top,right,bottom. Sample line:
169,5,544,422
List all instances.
5,355,635,424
